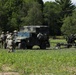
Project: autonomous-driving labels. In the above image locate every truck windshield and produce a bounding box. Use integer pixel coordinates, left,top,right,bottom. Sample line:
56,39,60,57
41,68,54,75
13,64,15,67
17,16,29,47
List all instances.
17,32,30,37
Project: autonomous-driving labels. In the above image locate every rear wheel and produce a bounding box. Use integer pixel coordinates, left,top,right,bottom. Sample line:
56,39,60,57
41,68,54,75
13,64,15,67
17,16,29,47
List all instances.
40,44,46,49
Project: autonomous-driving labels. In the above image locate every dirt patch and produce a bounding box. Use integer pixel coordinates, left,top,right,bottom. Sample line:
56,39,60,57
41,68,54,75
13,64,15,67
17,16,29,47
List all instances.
1,64,19,75
62,66,76,72
30,73,54,75
2,65,12,71
0,72,19,75
61,65,76,74
66,66,76,72
2,64,15,71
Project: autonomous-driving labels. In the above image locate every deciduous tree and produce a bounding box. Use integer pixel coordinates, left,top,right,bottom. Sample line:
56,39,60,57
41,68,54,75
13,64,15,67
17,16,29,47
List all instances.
61,10,76,36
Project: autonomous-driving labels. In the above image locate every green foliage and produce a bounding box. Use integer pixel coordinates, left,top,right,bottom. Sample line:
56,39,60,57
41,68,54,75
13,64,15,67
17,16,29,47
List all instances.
55,0,75,17
61,10,76,36
0,0,23,31
0,0,43,31
0,0,75,35
43,2,61,35
22,2,43,25
55,0,75,35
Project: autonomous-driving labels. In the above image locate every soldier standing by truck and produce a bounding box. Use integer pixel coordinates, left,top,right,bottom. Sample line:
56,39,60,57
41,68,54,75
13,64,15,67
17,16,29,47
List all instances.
12,30,18,51
7,36,15,53
37,32,43,40
4,31,9,49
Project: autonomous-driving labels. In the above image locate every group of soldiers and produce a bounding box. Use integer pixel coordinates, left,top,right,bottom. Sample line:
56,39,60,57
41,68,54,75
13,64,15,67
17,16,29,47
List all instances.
0,30,76,50
56,34,76,49
0,30,17,52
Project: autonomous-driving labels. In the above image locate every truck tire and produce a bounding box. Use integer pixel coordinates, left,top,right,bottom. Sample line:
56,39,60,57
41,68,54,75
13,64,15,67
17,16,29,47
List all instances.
21,41,26,49
26,46,32,49
40,44,46,49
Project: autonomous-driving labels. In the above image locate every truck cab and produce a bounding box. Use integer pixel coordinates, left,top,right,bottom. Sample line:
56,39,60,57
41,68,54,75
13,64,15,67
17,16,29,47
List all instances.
15,25,50,49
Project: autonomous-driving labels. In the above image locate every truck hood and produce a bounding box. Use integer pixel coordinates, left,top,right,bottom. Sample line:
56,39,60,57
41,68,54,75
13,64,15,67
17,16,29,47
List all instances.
16,36,27,40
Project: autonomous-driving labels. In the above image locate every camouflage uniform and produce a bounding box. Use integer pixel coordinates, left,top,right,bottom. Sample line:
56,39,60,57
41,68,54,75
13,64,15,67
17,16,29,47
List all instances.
7,37,13,52
4,31,9,49
67,34,75,48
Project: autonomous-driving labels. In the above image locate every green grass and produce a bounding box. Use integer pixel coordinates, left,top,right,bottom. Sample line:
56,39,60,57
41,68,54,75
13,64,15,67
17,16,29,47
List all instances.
50,39,67,47
0,39,76,75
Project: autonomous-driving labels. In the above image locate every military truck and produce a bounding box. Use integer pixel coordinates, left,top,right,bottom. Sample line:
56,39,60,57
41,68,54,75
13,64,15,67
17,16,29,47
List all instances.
15,25,50,49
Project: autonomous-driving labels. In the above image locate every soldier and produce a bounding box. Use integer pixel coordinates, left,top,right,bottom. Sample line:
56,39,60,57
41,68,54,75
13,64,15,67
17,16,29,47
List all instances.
0,32,5,48
66,34,75,48
12,30,18,49
13,30,18,40
13,30,17,37
37,32,43,40
6,31,9,38
5,32,12,48
4,31,9,49
7,37,14,52
7,33,12,39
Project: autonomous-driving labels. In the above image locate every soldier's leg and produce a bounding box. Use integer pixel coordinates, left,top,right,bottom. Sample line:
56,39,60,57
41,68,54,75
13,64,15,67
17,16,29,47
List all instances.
8,48,11,53
12,45,15,52
8,46,12,53
10,46,13,52
12,45,14,52
4,42,7,49
1,41,3,48
2,41,4,48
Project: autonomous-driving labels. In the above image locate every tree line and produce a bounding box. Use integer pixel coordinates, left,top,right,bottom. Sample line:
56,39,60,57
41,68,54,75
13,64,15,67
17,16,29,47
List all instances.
0,0,76,36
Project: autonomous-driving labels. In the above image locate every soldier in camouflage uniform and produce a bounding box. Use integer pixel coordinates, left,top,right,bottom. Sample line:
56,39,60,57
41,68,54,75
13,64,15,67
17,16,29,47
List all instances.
6,36,13,52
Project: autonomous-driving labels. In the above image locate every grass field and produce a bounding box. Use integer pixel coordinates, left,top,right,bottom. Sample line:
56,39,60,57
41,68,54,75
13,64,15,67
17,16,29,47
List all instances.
0,39,76,75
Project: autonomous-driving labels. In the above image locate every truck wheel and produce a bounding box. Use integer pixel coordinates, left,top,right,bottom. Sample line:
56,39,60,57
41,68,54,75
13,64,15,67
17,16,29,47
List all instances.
26,46,32,49
21,42,26,49
40,44,46,49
